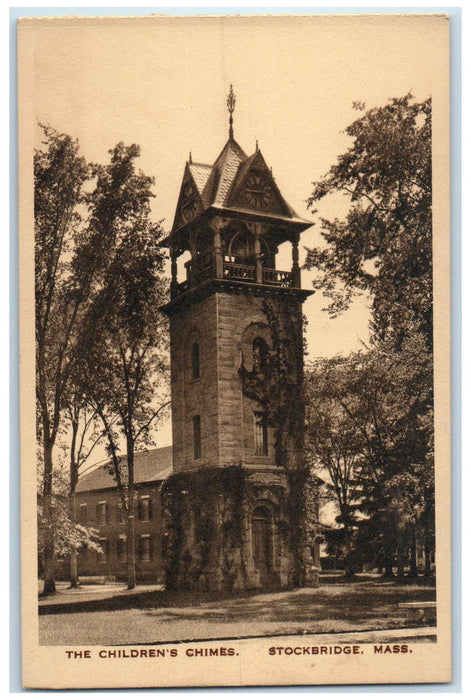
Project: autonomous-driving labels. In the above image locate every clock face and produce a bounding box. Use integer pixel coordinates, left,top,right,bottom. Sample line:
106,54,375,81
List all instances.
181,181,198,223
244,173,272,210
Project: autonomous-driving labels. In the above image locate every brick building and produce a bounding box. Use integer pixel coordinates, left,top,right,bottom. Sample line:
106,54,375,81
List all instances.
73,447,171,583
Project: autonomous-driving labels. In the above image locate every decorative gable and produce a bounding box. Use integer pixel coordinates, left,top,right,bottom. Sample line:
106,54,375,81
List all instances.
172,166,205,231
226,150,293,217
169,140,305,242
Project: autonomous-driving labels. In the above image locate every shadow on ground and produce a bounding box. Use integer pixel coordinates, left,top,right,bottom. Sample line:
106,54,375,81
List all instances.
38,579,436,628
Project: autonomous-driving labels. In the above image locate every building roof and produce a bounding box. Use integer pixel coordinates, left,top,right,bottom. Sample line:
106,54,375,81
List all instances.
76,446,173,493
167,135,312,244
211,138,248,206
188,162,213,204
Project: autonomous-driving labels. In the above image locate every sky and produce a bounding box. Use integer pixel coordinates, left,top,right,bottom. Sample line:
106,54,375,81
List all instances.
25,13,448,453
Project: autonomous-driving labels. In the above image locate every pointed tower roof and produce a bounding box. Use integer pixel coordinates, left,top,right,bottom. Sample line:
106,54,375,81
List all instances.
164,88,312,251
209,138,247,206
188,162,213,198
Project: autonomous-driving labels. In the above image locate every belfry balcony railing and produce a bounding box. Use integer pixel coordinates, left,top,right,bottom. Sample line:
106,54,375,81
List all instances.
261,267,292,287
174,253,296,297
223,262,256,282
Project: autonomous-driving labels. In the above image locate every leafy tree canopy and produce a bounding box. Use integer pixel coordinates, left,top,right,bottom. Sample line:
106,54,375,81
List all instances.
305,94,432,349
35,128,169,593
74,142,169,460
305,334,434,574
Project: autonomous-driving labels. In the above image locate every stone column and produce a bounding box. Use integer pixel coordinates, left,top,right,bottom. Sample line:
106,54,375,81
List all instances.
189,231,197,287
254,230,262,283
170,250,179,297
247,222,264,283
210,216,226,279
291,233,301,288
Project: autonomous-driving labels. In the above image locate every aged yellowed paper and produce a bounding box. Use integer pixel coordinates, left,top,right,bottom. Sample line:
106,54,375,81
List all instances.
19,14,450,688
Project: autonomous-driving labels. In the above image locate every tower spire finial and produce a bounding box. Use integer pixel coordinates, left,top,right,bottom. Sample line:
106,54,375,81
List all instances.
226,84,236,139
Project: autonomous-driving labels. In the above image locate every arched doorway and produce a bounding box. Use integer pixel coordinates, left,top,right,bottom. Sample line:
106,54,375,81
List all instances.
251,506,272,585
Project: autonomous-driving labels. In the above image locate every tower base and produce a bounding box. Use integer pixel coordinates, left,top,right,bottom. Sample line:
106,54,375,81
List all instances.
161,465,317,592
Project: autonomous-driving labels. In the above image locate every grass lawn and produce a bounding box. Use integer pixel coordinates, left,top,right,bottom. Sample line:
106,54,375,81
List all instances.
39,578,436,646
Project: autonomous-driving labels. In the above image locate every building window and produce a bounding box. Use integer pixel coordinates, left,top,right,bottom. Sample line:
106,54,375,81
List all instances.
193,415,201,459
252,337,269,372
117,501,125,523
96,501,109,525
78,503,88,523
117,536,127,563
98,538,109,563
138,495,152,522
191,342,200,380
254,411,269,456
139,535,152,562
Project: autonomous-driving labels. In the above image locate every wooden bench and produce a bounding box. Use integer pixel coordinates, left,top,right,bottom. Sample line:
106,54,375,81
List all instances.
398,601,436,623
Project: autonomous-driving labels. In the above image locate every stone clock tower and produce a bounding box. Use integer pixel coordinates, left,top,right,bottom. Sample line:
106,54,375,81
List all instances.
160,88,319,591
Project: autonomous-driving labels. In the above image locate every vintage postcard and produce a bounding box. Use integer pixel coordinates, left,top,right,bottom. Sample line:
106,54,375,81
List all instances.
18,13,451,688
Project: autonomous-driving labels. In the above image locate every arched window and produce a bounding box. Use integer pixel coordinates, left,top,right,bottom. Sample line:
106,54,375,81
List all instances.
252,336,269,372
191,342,200,380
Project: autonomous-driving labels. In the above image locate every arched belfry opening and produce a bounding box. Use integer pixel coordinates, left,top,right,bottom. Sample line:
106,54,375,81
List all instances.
160,87,320,591
225,228,275,269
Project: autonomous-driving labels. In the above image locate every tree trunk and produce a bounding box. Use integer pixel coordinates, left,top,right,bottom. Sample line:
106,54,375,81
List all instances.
70,546,78,588
423,504,434,577
127,510,136,589
409,524,418,577
340,507,355,579
383,538,395,579
343,546,356,578
126,438,137,589
424,533,432,577
382,514,396,579
42,512,56,595
41,440,56,595
69,496,79,587
397,537,405,578
69,413,79,587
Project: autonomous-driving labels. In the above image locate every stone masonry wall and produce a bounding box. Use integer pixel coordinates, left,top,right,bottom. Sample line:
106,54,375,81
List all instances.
169,289,304,471
216,291,275,466
170,295,220,471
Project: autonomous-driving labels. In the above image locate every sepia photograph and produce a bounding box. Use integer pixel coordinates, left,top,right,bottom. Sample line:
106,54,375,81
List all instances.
18,12,451,688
